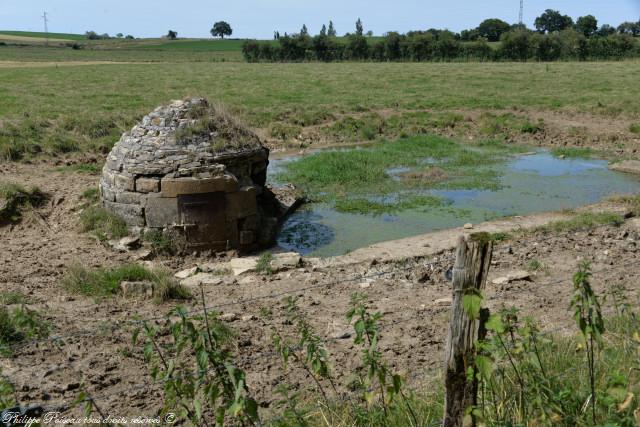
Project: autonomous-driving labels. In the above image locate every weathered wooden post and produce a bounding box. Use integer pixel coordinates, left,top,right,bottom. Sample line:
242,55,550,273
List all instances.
444,233,493,427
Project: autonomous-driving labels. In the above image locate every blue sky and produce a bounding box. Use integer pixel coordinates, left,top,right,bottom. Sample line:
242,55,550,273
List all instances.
1,0,638,39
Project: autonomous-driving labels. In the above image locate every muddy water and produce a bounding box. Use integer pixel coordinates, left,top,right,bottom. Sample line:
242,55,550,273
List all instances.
269,151,640,257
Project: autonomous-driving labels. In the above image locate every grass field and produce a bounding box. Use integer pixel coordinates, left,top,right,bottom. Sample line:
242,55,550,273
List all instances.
0,30,85,40
0,56,639,159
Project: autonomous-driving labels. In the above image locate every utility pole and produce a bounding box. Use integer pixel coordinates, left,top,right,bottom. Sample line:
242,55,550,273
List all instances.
42,11,49,46
518,0,524,26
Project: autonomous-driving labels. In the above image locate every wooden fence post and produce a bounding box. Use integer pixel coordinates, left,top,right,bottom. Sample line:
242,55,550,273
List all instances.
444,233,493,427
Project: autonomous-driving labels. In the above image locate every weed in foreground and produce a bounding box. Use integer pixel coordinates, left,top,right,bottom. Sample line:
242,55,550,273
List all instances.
533,211,624,234
0,306,50,356
256,251,274,275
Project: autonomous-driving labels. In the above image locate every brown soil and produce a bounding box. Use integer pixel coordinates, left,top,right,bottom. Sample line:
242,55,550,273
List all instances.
1,160,639,419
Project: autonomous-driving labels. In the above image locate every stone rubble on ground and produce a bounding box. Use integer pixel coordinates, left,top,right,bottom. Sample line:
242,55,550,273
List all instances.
491,270,531,285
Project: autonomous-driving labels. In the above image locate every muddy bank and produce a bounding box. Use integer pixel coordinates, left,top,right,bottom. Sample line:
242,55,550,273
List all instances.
1,161,639,418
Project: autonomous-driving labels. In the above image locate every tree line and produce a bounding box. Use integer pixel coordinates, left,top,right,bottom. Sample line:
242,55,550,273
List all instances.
242,12,640,62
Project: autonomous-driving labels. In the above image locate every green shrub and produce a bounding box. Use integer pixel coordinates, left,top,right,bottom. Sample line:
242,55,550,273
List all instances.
80,206,128,240
629,123,640,134
61,264,190,303
0,292,28,305
536,211,624,233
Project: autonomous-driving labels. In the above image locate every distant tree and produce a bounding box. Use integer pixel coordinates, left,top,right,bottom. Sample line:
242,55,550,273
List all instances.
499,29,532,60
211,21,232,39
355,18,364,36
85,31,98,40
320,24,327,36
166,30,178,40
116,33,123,38
274,31,280,40
534,9,574,33
477,18,511,42
125,35,134,39
575,15,598,37
460,28,480,41
617,21,640,36
300,24,309,36
328,21,337,37
597,24,616,37
366,30,373,37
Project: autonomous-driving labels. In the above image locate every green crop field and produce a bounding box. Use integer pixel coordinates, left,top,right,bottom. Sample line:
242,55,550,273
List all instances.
0,30,85,40
135,39,250,51
0,56,639,160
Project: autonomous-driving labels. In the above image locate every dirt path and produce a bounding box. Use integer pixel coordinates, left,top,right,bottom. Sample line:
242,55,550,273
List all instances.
1,162,639,418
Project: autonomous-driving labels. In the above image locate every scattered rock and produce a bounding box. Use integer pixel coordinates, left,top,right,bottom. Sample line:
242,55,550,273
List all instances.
463,223,473,229
108,235,141,252
229,257,259,275
119,281,153,298
180,273,223,289
326,320,353,339
175,266,199,279
358,281,371,289
220,313,238,322
434,297,452,306
133,249,153,261
271,252,302,272
241,314,257,321
491,270,531,285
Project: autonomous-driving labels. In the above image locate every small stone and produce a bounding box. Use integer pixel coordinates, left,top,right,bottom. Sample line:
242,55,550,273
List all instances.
434,297,452,306
229,257,258,275
241,314,257,321
359,282,371,289
271,252,302,272
175,266,198,279
491,270,531,285
220,313,238,322
463,223,474,229
180,273,223,288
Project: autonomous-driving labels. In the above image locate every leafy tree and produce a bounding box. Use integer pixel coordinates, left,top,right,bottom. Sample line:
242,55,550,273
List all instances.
576,15,598,37
211,21,232,39
355,18,364,36
534,9,574,34
596,24,616,37
327,21,337,37
116,33,123,38
125,35,134,39
166,30,178,40
477,18,511,42
617,21,640,36
319,24,327,37
460,28,480,41
300,24,308,36
499,29,533,61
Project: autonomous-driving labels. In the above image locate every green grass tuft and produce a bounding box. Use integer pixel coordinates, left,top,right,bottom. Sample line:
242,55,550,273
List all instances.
550,147,594,158
256,252,274,275
80,206,128,240
0,182,46,223
61,264,190,303
629,123,640,134
535,211,624,234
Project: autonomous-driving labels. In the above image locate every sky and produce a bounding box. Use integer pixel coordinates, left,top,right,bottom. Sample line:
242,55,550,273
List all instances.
0,0,638,39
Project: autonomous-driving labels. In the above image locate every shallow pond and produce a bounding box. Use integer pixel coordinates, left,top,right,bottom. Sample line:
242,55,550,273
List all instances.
269,151,640,257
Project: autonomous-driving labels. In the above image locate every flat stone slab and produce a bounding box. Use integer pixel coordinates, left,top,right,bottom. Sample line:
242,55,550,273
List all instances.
180,273,224,289
609,160,640,175
491,270,531,285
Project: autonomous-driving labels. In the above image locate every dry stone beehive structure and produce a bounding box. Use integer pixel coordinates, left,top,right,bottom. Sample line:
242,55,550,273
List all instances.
100,97,282,252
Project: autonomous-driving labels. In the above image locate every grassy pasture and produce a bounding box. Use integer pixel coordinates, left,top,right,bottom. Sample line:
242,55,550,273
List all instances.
0,30,85,40
0,60,639,159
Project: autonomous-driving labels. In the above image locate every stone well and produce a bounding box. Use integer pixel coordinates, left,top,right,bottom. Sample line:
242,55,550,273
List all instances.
100,97,284,252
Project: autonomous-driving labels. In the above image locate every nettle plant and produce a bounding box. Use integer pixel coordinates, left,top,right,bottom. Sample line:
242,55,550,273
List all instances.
464,261,637,426
134,289,259,426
